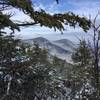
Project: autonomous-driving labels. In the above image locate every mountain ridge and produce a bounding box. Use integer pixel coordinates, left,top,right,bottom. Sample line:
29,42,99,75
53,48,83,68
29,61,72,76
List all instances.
23,37,75,62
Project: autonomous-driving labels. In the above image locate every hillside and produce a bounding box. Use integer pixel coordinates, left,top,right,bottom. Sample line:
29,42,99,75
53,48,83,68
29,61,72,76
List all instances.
23,37,76,63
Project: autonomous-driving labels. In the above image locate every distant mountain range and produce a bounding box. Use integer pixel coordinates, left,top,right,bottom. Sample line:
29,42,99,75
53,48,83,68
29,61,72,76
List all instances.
23,37,76,63
54,39,75,52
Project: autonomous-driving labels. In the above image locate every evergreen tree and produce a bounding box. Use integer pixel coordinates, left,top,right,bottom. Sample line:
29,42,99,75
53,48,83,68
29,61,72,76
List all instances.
72,40,92,67
70,40,94,99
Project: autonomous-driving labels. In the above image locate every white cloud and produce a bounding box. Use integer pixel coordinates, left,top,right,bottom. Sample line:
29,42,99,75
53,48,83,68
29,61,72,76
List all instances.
3,8,32,22
34,3,46,11
68,0,100,18
34,1,60,14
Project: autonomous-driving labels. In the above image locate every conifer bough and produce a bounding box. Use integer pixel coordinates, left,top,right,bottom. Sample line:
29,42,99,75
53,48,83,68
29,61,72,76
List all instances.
0,0,91,33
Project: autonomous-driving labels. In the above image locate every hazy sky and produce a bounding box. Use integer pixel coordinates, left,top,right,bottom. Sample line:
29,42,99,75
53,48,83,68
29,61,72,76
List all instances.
13,0,100,42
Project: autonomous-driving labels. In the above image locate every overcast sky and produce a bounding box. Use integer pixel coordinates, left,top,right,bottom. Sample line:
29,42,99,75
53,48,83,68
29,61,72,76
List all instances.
12,0,100,42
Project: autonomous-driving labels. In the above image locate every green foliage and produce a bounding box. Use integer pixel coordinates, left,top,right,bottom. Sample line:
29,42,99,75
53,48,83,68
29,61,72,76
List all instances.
0,12,20,32
0,0,91,34
54,13,91,32
2,0,33,13
0,35,72,100
72,40,92,67
70,39,100,99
